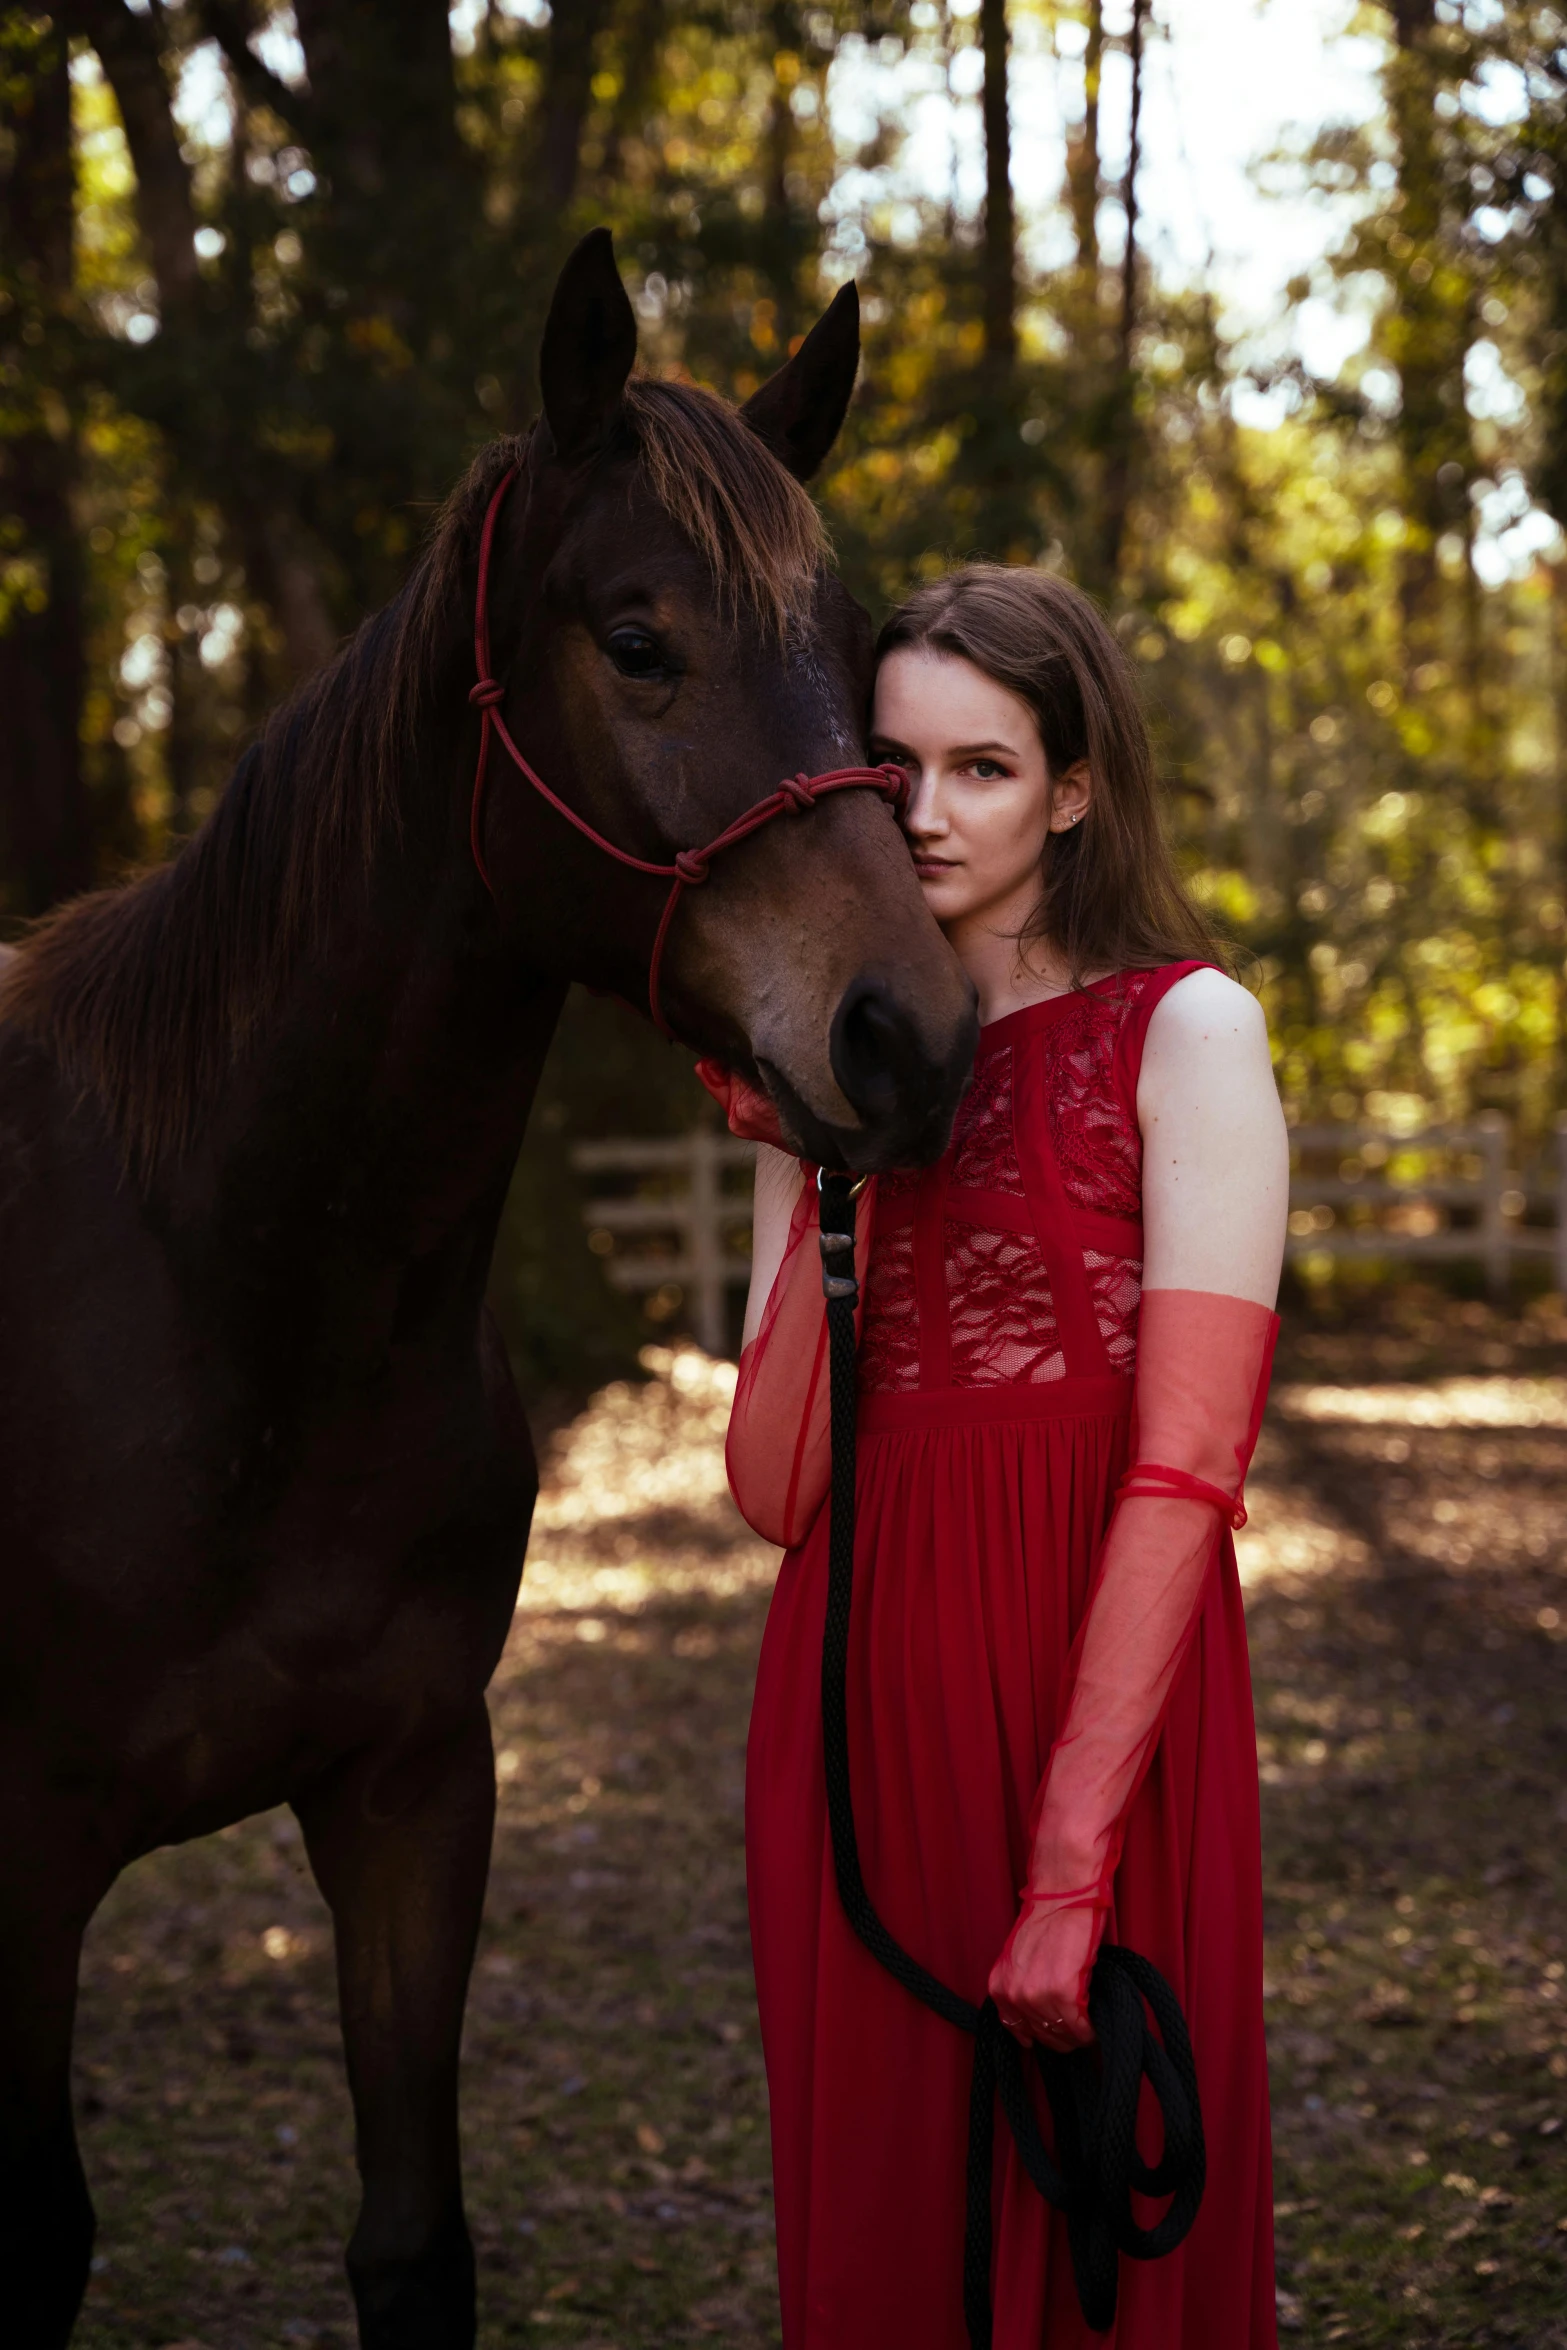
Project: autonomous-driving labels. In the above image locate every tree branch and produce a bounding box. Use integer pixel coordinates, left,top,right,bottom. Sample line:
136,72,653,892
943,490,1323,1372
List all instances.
198,0,313,134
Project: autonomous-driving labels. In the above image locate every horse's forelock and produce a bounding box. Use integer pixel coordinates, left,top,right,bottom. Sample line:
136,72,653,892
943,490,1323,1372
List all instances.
621,378,828,638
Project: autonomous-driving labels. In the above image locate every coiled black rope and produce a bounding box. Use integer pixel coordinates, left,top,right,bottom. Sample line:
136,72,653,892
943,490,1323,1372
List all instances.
816,1169,1206,2339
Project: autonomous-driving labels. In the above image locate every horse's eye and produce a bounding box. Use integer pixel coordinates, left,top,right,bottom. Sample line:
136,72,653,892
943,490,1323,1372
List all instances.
607,628,665,679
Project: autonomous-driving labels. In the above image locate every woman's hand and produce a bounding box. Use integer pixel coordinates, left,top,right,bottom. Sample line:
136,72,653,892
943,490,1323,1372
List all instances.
987,1899,1102,2052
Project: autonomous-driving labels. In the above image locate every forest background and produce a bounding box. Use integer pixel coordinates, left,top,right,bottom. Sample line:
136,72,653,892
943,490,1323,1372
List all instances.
3,0,1567,1393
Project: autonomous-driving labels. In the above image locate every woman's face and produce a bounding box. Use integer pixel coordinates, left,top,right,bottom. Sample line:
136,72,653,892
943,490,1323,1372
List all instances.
870,646,1089,940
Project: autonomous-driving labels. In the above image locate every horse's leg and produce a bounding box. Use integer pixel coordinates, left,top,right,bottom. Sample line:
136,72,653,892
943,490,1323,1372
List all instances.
0,1880,95,2346
295,1706,496,2350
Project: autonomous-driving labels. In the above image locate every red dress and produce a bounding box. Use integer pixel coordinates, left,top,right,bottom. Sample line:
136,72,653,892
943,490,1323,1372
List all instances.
745,967,1277,2349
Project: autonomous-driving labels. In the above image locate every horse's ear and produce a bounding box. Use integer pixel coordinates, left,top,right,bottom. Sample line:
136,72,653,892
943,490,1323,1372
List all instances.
538,228,638,467
740,282,860,481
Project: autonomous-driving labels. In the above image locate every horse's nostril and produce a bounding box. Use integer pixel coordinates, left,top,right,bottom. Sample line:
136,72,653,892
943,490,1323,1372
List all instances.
830,978,919,1127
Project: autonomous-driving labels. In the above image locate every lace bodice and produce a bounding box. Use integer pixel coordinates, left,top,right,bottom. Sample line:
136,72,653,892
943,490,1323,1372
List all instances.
859,968,1195,1398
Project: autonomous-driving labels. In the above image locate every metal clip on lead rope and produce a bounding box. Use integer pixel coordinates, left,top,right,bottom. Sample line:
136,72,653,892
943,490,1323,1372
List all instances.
814,1168,1207,2341
817,1168,864,1302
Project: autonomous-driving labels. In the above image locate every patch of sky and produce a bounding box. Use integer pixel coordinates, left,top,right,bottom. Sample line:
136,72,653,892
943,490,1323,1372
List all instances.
1470,472,1564,587
450,0,486,57
1464,57,1530,126
1358,366,1401,415
1465,340,1528,430
173,40,233,153
255,8,307,91
824,0,1386,413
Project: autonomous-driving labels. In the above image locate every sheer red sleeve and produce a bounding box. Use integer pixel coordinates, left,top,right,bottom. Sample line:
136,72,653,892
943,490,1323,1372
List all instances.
725,1174,876,1548
694,1058,786,1149
992,1287,1278,2041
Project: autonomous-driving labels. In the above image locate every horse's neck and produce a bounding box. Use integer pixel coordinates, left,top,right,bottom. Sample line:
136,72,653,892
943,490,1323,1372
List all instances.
185,828,566,1301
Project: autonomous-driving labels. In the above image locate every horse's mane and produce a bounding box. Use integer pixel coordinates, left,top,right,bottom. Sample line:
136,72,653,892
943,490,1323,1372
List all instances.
0,382,827,1186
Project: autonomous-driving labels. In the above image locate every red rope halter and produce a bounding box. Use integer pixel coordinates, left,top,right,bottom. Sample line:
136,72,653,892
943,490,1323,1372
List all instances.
468,464,910,1038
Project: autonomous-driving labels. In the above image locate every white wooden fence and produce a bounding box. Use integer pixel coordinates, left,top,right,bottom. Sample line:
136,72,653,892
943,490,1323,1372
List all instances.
571,1131,756,1354
573,1115,1567,1348
1286,1115,1567,1298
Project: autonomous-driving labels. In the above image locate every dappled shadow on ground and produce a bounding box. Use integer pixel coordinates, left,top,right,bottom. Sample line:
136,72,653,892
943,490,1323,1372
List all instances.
67,1319,1567,2349
1248,1314,1567,2345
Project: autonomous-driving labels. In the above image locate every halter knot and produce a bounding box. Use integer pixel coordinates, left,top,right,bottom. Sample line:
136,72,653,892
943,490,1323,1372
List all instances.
779,772,816,814
877,762,910,813
469,677,506,709
674,849,711,887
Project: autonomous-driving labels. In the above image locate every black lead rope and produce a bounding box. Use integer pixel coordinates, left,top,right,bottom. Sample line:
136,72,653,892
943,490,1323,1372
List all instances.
816,1170,1207,2340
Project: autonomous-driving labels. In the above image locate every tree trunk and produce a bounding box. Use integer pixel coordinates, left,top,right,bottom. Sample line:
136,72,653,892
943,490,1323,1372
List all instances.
1555,562,1567,1117
980,0,1016,369
1065,0,1103,286
0,15,91,915
599,0,667,188
293,0,465,206
537,0,612,211
1532,109,1567,534
766,1,802,350
1385,0,1457,659
1098,0,1145,590
1118,0,1145,371
291,0,474,364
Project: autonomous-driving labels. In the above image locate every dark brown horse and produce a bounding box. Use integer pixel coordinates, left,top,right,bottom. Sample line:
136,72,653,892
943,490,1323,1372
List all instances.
0,231,976,2348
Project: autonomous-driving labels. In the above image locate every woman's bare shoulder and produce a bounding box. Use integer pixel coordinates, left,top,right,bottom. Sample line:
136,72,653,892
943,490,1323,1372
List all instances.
1141,967,1269,1091
1146,964,1266,1044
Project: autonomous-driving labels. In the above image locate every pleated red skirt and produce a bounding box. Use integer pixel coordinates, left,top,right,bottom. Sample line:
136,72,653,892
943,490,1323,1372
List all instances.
746,1397,1277,2350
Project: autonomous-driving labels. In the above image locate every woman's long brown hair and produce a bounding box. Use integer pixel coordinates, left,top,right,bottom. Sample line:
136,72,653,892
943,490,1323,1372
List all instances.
875,565,1222,978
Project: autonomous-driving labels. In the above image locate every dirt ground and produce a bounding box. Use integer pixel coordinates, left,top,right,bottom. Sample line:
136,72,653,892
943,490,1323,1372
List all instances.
68,1298,1567,2350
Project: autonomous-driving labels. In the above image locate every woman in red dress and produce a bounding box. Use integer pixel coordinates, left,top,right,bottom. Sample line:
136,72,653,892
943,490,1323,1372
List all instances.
706,566,1287,2348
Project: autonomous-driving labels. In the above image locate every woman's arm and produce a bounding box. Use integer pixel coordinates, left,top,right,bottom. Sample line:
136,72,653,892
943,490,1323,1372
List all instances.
1138,966,1288,1305
742,1144,807,1349
727,1148,875,1544
988,969,1286,2048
